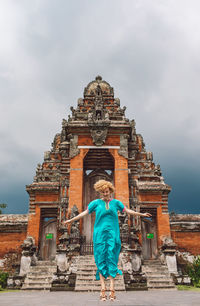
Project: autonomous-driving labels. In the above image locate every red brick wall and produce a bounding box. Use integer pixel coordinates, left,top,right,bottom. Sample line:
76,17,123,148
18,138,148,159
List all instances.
35,194,58,202
171,231,200,255
0,231,27,258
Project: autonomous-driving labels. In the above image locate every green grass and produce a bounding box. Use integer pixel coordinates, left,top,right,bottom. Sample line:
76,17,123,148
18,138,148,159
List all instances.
0,289,20,293
177,285,200,291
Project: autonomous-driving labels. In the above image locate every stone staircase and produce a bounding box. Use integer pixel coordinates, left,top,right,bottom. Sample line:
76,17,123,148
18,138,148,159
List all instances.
142,259,177,290
22,261,57,290
75,255,125,291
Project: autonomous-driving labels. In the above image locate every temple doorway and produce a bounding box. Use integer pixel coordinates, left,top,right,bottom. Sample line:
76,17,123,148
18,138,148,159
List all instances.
39,208,58,260
82,149,114,244
141,208,158,260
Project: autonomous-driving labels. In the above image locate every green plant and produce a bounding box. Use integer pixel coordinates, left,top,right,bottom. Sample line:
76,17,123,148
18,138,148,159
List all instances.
187,256,200,287
0,272,9,289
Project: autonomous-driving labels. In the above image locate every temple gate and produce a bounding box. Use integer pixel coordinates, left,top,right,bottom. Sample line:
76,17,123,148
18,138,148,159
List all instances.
26,75,172,261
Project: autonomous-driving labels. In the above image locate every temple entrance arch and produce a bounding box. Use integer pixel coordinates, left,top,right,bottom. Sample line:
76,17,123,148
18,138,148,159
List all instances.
82,149,114,243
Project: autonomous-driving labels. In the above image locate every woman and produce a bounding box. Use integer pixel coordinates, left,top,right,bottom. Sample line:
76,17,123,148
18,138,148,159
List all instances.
64,180,151,301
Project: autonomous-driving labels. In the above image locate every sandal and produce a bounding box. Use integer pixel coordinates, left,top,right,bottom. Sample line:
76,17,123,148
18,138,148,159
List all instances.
100,289,107,301
109,289,116,301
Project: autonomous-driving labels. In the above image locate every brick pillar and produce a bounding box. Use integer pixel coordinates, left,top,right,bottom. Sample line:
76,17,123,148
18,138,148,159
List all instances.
109,149,129,208
156,205,171,248
27,205,41,247
68,149,88,228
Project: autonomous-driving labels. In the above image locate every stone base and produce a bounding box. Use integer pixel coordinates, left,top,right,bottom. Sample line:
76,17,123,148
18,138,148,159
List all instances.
50,284,75,291
51,273,76,291
124,272,147,291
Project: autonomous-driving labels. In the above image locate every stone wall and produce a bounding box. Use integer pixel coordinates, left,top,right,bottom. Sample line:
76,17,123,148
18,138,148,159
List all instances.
170,214,200,255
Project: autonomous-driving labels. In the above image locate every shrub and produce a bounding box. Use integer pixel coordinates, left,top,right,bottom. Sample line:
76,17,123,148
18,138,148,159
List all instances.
187,256,200,287
0,271,9,289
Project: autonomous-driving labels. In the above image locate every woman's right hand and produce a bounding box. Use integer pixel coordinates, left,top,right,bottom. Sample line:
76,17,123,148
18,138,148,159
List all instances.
63,219,72,225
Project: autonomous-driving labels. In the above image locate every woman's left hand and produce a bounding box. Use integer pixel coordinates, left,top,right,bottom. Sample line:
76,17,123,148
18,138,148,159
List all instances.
142,212,152,217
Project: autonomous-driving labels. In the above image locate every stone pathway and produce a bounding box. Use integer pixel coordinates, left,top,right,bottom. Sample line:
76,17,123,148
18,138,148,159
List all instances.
0,290,200,306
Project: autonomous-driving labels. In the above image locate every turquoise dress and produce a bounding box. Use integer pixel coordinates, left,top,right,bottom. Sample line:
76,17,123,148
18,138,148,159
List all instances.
87,198,125,280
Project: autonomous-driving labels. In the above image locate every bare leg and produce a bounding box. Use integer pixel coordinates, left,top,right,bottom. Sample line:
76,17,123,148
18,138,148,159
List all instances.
109,276,116,300
99,273,106,290
109,276,115,290
99,273,107,301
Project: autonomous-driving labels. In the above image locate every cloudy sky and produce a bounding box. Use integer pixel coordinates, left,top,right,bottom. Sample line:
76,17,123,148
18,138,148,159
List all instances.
0,0,200,214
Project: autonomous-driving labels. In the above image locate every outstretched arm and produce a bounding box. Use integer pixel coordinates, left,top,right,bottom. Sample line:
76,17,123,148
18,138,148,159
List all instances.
124,206,152,218
63,209,89,225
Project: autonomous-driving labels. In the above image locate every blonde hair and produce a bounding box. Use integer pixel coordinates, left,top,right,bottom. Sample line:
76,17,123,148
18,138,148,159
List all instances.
94,179,115,193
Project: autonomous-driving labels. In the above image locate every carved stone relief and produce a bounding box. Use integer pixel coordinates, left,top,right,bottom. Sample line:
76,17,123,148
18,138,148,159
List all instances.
69,135,80,158
118,134,129,159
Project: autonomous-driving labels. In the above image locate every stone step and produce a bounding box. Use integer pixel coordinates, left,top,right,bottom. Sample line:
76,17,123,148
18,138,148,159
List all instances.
76,263,95,266
148,287,177,291
26,273,53,279
29,267,57,273
22,285,51,290
75,285,125,291
36,261,56,266
24,279,53,284
142,261,176,290
148,285,176,289
144,271,170,276
148,277,172,281
22,261,56,290
75,279,125,285
148,280,174,285
75,255,125,291
142,268,169,273
76,275,122,280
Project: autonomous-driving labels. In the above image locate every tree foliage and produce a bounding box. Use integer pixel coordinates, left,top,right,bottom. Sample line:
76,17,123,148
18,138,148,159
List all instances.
0,203,7,214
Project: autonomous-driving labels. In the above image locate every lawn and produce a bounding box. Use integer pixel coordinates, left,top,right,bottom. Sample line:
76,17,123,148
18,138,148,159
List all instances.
177,285,200,291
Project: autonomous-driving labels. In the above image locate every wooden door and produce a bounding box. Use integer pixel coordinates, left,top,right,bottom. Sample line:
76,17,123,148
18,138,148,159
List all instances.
83,169,113,243
141,217,158,260
40,218,57,260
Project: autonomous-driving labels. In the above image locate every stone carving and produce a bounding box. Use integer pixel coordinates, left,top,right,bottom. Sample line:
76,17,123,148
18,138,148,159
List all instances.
61,177,69,187
69,134,80,158
87,88,110,145
114,98,120,106
57,231,70,252
70,205,81,236
118,134,129,158
90,126,109,146
51,133,61,151
146,151,153,160
20,236,37,276
154,164,162,176
88,111,93,123
130,119,136,136
44,151,51,161
70,106,76,120
34,167,61,183
56,253,69,272
77,98,84,106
